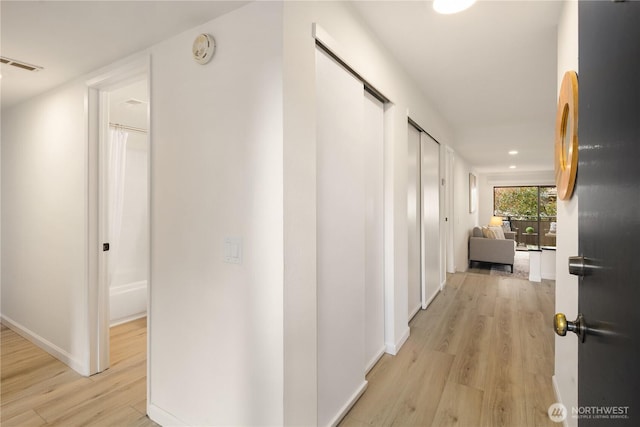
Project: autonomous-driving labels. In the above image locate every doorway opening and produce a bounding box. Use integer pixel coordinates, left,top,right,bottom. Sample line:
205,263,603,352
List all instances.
103,79,150,378
86,56,150,385
105,79,149,330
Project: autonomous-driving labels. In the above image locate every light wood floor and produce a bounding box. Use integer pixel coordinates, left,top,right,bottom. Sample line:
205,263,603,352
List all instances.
1,317,157,427
341,272,557,427
2,273,555,427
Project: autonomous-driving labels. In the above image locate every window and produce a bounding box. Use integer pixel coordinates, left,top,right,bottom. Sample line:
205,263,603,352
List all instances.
493,186,557,248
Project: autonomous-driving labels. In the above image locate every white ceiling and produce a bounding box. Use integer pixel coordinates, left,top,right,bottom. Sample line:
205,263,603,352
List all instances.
351,0,563,173
0,1,249,108
0,0,562,173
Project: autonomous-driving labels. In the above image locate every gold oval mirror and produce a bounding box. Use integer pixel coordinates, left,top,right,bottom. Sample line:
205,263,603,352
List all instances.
555,71,579,200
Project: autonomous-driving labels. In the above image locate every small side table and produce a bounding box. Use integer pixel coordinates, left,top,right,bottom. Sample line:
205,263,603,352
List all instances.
528,246,542,282
541,246,556,280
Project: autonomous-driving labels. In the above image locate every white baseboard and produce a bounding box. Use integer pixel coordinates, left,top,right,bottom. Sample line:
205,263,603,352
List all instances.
365,345,386,374
1,314,88,376
551,375,569,427
552,374,562,402
422,288,440,310
110,280,147,326
148,403,188,426
110,312,146,328
328,380,368,427
409,302,421,321
385,326,410,355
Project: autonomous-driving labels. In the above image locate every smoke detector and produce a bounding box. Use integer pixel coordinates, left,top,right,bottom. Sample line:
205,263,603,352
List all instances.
192,34,216,65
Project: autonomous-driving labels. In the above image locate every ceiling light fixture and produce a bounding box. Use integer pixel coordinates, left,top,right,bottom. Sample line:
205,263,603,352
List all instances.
509,165,517,169
433,0,477,15
509,150,518,155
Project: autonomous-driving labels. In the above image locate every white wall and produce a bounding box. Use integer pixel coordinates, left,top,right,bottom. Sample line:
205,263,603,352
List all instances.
554,1,579,424
148,2,284,425
282,3,319,424
1,80,90,374
452,154,478,272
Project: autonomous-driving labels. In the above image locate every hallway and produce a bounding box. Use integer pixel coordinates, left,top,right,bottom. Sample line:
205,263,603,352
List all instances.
1,273,556,426
341,273,557,426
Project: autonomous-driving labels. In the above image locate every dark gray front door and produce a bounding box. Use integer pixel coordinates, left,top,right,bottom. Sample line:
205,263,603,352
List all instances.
578,2,640,425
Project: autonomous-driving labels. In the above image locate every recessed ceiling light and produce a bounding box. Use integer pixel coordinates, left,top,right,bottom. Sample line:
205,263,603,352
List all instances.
433,0,477,14
509,165,517,169
509,150,518,155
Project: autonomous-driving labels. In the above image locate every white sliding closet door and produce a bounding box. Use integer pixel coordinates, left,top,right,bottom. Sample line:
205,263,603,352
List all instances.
421,133,440,307
407,124,422,318
363,91,385,373
316,48,366,427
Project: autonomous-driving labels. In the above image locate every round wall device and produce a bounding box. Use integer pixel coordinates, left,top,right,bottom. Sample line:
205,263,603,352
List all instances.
192,33,216,65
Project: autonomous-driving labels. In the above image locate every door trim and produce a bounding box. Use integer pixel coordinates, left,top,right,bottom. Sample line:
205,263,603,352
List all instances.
86,54,150,375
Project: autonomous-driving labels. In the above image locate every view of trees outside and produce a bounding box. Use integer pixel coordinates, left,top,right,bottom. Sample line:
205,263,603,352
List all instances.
539,186,557,218
493,186,557,219
494,186,557,247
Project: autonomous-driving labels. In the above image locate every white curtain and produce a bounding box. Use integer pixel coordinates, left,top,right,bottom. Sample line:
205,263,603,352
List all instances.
107,128,129,286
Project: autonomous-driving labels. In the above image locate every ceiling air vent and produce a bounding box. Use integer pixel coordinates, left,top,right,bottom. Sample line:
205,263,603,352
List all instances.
0,56,44,72
124,98,146,106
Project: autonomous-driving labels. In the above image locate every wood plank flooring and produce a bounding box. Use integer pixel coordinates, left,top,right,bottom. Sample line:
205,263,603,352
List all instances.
341,272,557,427
1,317,157,427
2,273,555,426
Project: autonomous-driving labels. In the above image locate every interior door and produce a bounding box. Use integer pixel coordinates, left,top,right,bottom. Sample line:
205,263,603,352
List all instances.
420,133,440,308
407,124,422,318
316,47,366,427
577,2,640,425
363,90,385,372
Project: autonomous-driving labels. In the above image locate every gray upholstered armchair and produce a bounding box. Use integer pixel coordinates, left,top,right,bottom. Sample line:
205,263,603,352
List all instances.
469,226,516,272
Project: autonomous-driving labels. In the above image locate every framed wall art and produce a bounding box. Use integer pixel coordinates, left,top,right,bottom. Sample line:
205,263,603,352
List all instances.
469,173,477,213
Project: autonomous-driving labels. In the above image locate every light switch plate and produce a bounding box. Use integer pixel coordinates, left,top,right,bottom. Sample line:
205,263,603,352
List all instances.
224,237,242,264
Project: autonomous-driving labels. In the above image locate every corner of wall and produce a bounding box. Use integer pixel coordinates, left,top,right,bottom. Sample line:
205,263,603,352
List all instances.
553,1,579,424
1,315,89,376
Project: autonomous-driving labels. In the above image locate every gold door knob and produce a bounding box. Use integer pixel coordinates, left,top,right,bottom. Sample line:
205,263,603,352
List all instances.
554,313,568,336
554,313,586,342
